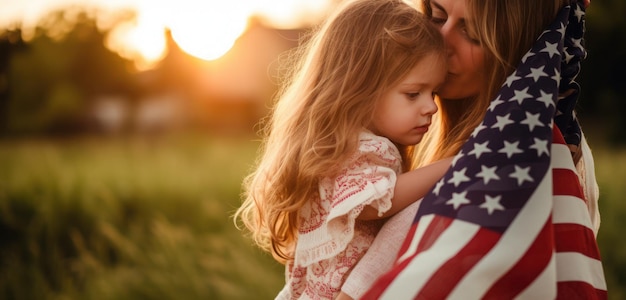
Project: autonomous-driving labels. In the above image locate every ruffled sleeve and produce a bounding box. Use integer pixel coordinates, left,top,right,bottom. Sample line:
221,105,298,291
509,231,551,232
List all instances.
294,131,402,267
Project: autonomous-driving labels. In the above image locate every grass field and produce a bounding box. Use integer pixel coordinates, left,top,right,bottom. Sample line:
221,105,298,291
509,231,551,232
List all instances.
0,134,284,300
0,132,624,299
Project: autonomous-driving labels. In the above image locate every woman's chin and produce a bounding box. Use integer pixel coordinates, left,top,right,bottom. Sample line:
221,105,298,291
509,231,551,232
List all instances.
438,86,478,101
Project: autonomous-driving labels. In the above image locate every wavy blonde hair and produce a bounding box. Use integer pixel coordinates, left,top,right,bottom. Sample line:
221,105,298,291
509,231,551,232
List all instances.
235,0,445,263
414,0,569,166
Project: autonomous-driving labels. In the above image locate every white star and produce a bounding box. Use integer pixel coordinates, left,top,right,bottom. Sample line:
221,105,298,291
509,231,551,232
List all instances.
471,124,488,137
509,165,534,186
468,141,491,159
448,167,471,187
537,90,554,108
530,138,549,157
504,73,521,87
433,179,444,195
571,37,583,50
552,67,561,83
521,51,534,63
521,112,543,131
488,96,505,112
563,47,575,63
451,153,463,168
541,41,559,58
476,165,500,184
446,191,471,210
556,22,567,36
526,66,548,82
492,113,515,132
511,87,533,105
480,195,505,215
574,5,585,22
498,140,523,158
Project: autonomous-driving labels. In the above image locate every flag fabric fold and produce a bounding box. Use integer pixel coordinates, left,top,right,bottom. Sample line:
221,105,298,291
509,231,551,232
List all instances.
362,2,607,299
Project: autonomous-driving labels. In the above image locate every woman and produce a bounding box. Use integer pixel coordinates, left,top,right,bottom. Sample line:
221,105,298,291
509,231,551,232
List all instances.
337,0,604,299
414,0,599,228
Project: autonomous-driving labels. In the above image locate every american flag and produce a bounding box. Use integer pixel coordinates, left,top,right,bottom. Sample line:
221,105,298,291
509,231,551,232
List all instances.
363,2,607,299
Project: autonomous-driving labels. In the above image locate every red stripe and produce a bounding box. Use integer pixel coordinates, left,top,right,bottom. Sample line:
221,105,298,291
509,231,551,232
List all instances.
396,223,418,260
362,216,454,299
361,251,413,299
415,216,454,253
418,227,500,299
554,223,601,259
482,218,554,299
553,126,566,144
557,281,608,300
395,215,454,262
553,168,585,199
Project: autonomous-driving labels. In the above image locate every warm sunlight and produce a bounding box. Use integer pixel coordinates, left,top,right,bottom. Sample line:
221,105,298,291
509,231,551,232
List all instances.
106,12,167,70
250,0,332,29
168,1,252,61
103,0,332,69
0,0,334,69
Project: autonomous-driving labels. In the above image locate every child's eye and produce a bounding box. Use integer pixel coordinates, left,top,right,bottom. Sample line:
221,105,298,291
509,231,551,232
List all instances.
406,92,420,100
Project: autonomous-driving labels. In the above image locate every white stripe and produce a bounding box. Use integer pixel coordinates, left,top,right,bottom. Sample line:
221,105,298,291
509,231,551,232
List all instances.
515,253,557,300
396,214,434,263
557,252,607,290
380,219,480,300
448,167,553,299
553,195,593,230
551,143,577,171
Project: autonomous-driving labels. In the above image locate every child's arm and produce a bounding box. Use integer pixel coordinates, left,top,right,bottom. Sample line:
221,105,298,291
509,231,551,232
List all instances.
357,156,452,220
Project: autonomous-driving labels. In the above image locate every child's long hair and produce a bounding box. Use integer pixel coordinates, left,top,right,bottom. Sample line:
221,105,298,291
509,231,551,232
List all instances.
235,0,445,263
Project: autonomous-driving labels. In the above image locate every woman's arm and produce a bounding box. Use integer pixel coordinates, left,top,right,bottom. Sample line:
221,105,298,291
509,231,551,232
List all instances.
357,157,453,220
340,201,421,299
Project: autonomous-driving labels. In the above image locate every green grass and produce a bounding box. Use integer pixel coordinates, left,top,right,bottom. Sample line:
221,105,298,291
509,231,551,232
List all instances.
0,133,624,299
0,134,284,300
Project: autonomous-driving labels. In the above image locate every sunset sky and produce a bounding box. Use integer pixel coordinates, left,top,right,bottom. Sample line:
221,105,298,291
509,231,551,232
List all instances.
0,0,333,69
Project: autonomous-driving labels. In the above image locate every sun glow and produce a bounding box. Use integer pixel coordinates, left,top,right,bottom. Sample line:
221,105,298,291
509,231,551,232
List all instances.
1,0,334,69
103,0,333,69
106,13,167,70
168,1,252,61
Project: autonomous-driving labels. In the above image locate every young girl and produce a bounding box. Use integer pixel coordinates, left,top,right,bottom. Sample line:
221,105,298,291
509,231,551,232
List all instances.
234,0,450,298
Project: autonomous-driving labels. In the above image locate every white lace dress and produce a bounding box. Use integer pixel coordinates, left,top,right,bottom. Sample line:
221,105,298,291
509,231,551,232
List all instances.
275,131,402,300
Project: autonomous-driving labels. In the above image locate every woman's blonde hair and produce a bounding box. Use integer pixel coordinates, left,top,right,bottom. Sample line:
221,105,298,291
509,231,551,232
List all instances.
235,0,445,263
414,0,569,166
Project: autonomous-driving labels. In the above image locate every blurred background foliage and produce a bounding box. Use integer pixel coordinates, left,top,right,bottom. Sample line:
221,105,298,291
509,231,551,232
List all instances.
0,0,624,299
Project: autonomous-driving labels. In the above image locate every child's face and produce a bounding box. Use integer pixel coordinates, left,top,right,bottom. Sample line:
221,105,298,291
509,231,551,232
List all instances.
369,53,446,146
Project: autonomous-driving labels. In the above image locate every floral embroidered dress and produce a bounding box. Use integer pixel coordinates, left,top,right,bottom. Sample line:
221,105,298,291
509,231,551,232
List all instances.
275,131,402,300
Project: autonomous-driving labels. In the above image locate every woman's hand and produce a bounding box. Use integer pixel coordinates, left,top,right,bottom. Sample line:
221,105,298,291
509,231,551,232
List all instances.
584,0,590,8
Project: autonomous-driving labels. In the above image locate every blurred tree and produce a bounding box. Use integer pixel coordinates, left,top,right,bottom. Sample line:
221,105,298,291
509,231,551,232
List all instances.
3,7,137,136
0,1,623,140
0,27,27,135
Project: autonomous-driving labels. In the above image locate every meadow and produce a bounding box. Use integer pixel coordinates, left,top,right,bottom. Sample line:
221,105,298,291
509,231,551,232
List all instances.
0,132,624,299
